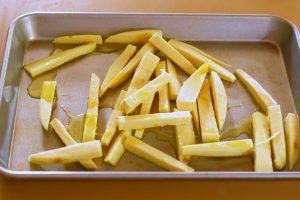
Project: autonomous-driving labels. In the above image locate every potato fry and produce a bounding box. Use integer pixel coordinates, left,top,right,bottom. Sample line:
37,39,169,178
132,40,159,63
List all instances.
174,119,196,163
155,60,170,113
176,62,209,111
252,112,273,172
97,43,126,53
182,139,254,157
101,90,126,146
285,113,300,170
267,105,286,170
99,44,137,97
236,69,277,112
123,71,171,114
210,71,227,130
191,104,200,135
197,79,220,143
105,29,162,44
118,111,192,130
29,140,102,165
168,39,232,68
125,51,160,97
24,43,96,78
82,73,100,142
53,35,103,45
149,34,196,75
168,39,236,82
107,42,157,88
50,118,97,169
125,135,194,172
166,59,181,100
134,94,155,139
104,130,132,166
40,81,56,130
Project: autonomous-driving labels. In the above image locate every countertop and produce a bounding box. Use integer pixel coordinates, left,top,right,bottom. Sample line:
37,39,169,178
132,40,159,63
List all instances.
1,0,300,199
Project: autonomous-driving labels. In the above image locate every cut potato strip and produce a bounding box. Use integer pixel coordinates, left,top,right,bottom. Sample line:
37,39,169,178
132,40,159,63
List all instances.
82,73,100,142
252,112,273,172
168,39,236,82
149,34,196,75
118,111,192,130
101,90,126,146
155,60,171,113
174,119,196,163
168,39,232,68
29,140,102,165
236,69,277,112
176,62,209,111
285,113,300,170
97,43,126,53
40,81,56,130
24,43,97,78
191,104,200,135
267,105,286,170
125,135,194,172
210,71,227,130
197,79,219,143
134,94,155,139
166,59,181,100
107,42,157,88
105,29,162,44
182,139,254,157
125,51,160,97
99,44,137,97
53,35,103,45
123,71,171,114
104,130,132,166
50,118,97,169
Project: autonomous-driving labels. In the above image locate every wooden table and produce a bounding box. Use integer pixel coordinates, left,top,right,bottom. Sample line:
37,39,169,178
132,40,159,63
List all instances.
1,0,300,199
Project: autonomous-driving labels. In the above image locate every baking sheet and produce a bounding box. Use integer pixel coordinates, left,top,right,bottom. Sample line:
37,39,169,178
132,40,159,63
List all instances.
9,39,297,172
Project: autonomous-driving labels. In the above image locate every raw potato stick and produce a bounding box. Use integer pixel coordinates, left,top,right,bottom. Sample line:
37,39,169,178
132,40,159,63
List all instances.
267,105,286,170
82,73,100,142
105,30,162,44
168,39,235,82
40,81,56,130
210,71,227,130
24,43,97,77
125,135,194,172
174,119,196,163
166,59,181,100
104,130,132,166
123,71,171,114
101,90,126,146
197,79,220,143
252,112,273,172
191,104,200,135
155,60,171,113
176,62,209,111
53,35,103,45
118,111,192,130
182,139,254,157
107,42,157,88
149,34,197,75
50,118,97,169
99,44,137,97
285,113,300,170
29,140,103,165
236,69,277,112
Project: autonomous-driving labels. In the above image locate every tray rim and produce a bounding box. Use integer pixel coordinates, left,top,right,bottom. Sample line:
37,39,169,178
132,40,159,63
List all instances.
1,12,300,179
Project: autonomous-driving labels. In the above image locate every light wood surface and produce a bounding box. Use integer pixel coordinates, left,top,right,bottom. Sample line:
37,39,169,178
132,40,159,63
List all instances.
1,0,300,199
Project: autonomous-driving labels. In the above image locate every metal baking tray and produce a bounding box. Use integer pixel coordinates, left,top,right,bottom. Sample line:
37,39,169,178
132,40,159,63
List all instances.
0,12,300,179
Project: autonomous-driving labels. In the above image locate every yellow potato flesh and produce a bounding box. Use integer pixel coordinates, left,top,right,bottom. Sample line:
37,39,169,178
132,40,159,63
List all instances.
197,79,220,143
191,103,200,135
24,43,96,78
53,34,103,45
125,135,194,172
176,62,209,111
166,59,181,100
40,81,56,130
155,60,170,113
252,112,273,172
